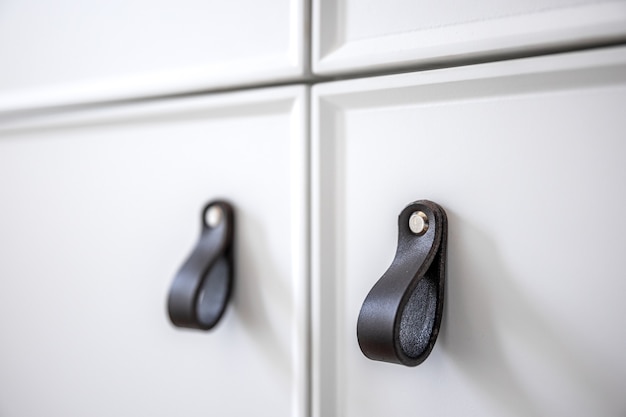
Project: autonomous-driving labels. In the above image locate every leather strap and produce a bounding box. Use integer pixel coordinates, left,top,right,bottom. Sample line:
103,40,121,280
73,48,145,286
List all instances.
357,200,447,366
167,201,234,330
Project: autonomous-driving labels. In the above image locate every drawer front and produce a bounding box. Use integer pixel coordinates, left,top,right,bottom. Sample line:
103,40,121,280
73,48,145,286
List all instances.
312,47,626,417
0,0,307,112
0,87,308,417
313,0,626,75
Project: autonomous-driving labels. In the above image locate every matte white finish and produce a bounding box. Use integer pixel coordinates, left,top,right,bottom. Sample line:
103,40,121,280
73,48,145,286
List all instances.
313,0,626,75
0,0,308,112
0,86,309,417
312,47,626,417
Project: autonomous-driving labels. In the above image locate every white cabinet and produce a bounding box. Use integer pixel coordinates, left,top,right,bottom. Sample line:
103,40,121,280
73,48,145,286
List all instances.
312,46,626,417
313,0,626,75
0,87,308,417
2,2,626,415
0,0,308,112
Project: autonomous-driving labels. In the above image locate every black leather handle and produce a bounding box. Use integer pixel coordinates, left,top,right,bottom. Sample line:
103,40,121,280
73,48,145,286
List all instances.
357,200,447,366
167,201,235,330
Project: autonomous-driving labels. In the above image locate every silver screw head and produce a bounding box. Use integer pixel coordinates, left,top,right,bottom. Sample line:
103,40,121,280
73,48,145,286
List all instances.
205,205,224,228
409,211,429,235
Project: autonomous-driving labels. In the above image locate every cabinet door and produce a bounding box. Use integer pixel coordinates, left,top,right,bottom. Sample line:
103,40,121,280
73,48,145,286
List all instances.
0,87,308,417
312,47,626,417
313,0,626,75
0,0,307,112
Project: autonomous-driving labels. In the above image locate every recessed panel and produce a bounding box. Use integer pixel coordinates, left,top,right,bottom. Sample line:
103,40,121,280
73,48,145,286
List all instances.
314,0,626,74
312,47,626,417
0,87,308,417
0,0,307,111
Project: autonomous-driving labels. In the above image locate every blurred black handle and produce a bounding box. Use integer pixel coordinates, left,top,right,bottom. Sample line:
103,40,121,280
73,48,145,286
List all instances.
167,201,235,330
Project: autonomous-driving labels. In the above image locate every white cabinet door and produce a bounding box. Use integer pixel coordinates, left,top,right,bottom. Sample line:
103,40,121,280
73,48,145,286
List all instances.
0,0,308,112
313,0,626,75
0,87,308,417
312,47,626,417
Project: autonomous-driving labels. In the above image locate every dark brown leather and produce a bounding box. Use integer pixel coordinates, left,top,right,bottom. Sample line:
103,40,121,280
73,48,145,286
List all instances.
357,200,447,366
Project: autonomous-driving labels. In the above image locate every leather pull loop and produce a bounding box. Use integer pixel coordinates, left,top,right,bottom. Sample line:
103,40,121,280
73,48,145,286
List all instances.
167,201,234,330
357,200,447,366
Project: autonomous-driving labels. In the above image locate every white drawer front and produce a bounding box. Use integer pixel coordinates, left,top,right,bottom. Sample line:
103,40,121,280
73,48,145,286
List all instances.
312,47,626,417
0,87,308,417
313,0,626,75
0,0,307,112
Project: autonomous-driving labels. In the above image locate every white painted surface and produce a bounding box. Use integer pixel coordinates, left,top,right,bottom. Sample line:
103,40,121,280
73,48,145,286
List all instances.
313,0,626,75
312,47,626,417
0,86,309,417
0,0,308,112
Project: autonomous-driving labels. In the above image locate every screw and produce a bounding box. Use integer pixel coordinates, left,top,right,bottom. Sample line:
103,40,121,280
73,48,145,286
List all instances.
205,205,223,228
409,211,428,235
